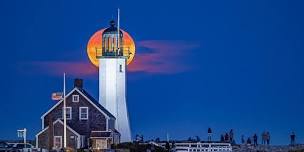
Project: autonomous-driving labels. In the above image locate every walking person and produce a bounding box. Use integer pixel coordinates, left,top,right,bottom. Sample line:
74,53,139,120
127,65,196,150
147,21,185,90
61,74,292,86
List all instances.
253,134,258,147
290,131,296,146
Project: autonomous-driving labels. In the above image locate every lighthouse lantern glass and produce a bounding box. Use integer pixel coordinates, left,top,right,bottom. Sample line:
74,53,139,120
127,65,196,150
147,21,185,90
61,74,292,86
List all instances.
102,20,124,57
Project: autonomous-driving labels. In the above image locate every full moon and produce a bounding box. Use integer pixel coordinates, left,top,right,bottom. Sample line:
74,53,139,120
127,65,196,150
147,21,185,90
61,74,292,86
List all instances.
87,29,136,67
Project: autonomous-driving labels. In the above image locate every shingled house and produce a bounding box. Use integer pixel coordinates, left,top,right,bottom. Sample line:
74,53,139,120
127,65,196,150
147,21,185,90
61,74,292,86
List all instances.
36,79,120,151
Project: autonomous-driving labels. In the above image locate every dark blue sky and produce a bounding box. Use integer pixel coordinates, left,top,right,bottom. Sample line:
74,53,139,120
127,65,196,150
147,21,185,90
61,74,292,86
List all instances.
1,0,304,145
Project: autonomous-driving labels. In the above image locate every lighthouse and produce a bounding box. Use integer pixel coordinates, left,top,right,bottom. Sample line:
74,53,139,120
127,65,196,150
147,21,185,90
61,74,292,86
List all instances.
96,10,132,142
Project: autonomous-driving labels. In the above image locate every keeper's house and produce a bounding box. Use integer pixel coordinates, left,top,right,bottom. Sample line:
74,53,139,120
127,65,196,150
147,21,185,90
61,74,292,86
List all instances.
36,79,120,151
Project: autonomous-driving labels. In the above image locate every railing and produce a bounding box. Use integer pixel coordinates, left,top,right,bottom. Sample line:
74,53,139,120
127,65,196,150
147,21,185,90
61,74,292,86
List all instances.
95,47,132,59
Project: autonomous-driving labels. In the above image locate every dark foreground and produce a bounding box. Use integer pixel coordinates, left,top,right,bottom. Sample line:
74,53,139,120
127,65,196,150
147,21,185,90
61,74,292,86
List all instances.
233,144,304,152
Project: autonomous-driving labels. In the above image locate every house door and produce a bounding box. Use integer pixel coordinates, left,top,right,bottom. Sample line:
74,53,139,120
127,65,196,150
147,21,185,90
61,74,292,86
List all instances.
53,136,62,149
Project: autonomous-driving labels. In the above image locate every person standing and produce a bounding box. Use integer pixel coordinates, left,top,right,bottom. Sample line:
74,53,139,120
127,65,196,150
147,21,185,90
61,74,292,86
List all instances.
220,134,225,142
224,133,229,142
208,128,212,142
247,137,252,145
261,132,266,145
290,132,296,146
241,135,245,144
253,134,258,147
229,129,234,143
266,132,270,145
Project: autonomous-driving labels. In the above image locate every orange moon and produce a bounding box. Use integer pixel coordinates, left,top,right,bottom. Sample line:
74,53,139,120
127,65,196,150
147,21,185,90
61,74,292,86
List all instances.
87,29,136,67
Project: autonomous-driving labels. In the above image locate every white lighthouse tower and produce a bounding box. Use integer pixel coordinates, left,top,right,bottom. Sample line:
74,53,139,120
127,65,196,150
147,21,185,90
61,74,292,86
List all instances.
97,10,131,142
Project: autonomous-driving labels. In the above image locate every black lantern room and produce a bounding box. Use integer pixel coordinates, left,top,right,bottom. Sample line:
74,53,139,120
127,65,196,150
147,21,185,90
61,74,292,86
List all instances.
102,20,124,56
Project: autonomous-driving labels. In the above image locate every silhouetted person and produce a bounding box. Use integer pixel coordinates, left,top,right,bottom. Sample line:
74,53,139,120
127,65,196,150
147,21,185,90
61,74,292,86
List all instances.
195,136,201,142
165,142,170,152
208,128,212,142
247,137,252,145
171,141,176,150
290,132,296,146
220,134,225,142
266,132,270,145
224,133,229,142
241,135,245,144
261,131,266,145
253,134,258,147
229,129,234,143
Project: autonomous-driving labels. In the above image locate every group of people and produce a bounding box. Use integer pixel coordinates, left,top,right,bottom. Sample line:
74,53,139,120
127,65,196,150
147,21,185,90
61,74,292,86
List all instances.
220,129,235,144
261,131,271,145
241,131,271,147
240,131,298,147
206,128,299,146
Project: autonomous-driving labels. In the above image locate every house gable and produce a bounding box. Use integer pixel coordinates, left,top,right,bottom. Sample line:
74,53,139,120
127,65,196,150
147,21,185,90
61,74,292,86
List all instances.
41,88,114,120
36,119,81,149
41,87,115,126
41,87,116,135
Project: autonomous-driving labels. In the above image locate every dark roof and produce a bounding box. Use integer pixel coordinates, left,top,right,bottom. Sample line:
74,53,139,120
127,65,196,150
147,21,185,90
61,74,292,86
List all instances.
103,20,123,34
90,131,112,138
78,88,115,119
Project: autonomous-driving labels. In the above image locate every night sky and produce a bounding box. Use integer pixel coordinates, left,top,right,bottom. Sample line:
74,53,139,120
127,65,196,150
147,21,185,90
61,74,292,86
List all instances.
1,0,304,145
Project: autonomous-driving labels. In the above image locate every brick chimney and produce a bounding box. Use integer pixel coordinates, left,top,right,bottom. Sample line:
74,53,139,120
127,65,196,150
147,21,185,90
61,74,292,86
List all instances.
74,78,83,89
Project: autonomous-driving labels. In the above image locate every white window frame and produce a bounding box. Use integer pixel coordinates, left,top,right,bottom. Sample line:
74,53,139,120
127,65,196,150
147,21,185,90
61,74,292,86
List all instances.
53,136,62,149
62,107,72,120
72,95,79,102
79,107,88,120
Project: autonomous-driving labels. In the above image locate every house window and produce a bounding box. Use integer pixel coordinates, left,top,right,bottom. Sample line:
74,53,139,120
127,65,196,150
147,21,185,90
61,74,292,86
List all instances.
119,64,123,72
72,95,79,102
62,107,72,120
79,107,88,120
53,136,62,149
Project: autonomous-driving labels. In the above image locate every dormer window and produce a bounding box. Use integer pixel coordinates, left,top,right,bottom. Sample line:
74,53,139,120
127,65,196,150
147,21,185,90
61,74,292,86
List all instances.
79,107,88,120
72,95,79,102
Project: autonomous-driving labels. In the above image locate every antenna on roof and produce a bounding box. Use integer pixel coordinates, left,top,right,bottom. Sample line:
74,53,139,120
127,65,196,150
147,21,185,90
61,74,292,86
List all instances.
117,8,120,55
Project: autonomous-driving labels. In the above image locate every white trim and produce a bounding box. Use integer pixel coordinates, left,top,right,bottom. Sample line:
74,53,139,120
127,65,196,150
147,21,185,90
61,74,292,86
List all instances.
62,107,72,120
41,88,77,118
72,95,79,102
91,130,112,133
53,136,62,149
79,107,89,120
40,88,114,133
42,118,44,129
35,126,49,148
106,119,109,131
53,119,81,148
36,126,50,137
75,88,112,119
74,89,113,131
53,119,81,137
36,135,38,149
41,88,113,120
90,137,113,139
